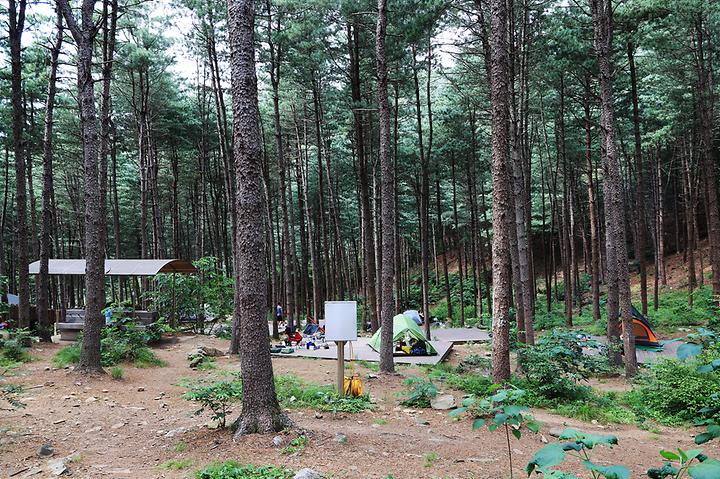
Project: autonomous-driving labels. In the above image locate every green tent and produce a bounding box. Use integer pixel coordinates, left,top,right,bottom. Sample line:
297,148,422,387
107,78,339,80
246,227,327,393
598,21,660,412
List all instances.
368,314,437,355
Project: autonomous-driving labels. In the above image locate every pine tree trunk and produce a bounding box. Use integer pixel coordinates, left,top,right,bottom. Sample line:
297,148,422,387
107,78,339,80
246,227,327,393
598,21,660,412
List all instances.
489,0,513,383
9,0,30,329
628,41,648,315
376,0,394,373
37,10,63,341
228,0,291,435
589,0,637,376
59,0,106,374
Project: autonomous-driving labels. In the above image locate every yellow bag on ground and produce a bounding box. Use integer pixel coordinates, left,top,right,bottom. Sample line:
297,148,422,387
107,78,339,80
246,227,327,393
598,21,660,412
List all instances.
343,373,363,397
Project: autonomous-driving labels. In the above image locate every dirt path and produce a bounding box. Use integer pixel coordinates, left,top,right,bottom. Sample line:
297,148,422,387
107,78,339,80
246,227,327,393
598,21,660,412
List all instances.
1,335,718,478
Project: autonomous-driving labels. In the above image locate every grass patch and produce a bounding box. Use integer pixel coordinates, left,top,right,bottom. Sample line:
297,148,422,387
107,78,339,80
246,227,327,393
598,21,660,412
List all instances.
374,418,388,425
352,360,379,372
423,451,439,468
275,374,374,413
195,462,293,479
425,364,498,397
110,367,124,380
53,345,80,368
161,459,192,470
53,343,164,369
550,394,637,425
174,441,187,452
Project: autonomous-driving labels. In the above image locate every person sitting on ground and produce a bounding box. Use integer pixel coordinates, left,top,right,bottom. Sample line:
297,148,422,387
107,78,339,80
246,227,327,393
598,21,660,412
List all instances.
284,325,303,346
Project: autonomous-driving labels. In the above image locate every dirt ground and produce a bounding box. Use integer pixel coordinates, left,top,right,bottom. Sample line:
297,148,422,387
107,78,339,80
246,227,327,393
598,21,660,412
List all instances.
1,335,718,479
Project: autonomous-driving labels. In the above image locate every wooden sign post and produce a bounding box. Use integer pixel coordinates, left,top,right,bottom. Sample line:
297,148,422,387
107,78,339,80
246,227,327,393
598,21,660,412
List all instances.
336,340,345,395
324,301,357,397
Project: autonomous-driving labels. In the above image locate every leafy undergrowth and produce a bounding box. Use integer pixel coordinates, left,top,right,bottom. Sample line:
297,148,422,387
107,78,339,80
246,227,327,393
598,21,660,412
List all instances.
52,320,166,369
195,462,293,479
0,328,34,367
183,373,374,428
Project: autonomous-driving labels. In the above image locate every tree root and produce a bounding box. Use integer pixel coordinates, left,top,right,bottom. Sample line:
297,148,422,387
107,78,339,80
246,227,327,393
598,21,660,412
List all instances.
232,408,293,439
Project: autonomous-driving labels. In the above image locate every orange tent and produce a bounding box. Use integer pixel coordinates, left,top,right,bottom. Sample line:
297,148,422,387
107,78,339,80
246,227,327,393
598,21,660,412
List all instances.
624,305,661,347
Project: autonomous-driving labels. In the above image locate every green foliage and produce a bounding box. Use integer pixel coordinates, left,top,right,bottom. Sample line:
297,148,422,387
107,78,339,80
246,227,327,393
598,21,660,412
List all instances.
400,377,438,408
1,383,25,409
195,462,293,479
183,377,244,428
280,435,307,455
550,392,637,425
423,451,439,468
627,359,720,424
0,328,34,364
517,330,610,401
183,373,373,427
274,374,374,413
110,367,124,380
161,459,193,470
426,363,497,397
451,388,540,477
149,257,234,329
526,429,627,479
53,345,81,368
455,354,491,373
52,320,165,369
651,286,718,332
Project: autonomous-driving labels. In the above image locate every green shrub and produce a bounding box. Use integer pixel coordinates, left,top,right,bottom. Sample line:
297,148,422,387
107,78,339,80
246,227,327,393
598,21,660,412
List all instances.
195,462,293,479
110,367,124,380
400,377,438,408
0,328,34,364
51,321,165,368
628,359,720,424
517,330,610,401
183,378,244,428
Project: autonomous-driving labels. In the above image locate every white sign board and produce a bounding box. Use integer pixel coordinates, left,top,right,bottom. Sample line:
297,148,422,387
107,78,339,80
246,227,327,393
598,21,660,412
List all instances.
324,301,358,342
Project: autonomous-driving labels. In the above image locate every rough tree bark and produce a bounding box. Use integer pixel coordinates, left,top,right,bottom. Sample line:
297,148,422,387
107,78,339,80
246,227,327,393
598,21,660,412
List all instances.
589,0,637,376
628,41,648,315
37,9,63,340
489,0,513,383
227,0,291,435
8,0,30,329
376,0,394,373
58,0,106,374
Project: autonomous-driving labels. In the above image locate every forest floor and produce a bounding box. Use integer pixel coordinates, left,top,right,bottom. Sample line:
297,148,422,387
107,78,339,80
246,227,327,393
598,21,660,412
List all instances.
2,335,718,479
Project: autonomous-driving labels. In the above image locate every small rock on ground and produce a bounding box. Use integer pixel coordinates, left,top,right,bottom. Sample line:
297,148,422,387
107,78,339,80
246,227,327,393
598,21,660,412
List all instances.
38,444,54,457
430,394,456,410
293,468,324,479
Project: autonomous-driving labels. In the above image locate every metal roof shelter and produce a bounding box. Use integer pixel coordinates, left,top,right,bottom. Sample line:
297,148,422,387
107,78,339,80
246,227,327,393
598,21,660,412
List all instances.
28,259,197,276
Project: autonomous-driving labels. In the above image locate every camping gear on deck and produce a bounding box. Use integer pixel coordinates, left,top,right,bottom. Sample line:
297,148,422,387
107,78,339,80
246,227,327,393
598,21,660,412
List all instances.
368,314,437,356
626,305,662,348
403,310,423,325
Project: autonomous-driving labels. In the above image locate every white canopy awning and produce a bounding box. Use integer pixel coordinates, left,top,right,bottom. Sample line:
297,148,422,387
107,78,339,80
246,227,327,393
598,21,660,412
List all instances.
28,259,197,276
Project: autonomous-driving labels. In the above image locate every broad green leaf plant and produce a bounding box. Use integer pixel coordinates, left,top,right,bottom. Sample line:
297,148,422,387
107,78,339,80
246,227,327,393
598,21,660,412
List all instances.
450,388,540,478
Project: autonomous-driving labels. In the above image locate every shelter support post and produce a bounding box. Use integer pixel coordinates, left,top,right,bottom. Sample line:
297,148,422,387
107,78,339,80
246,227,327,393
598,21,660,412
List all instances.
171,272,177,330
